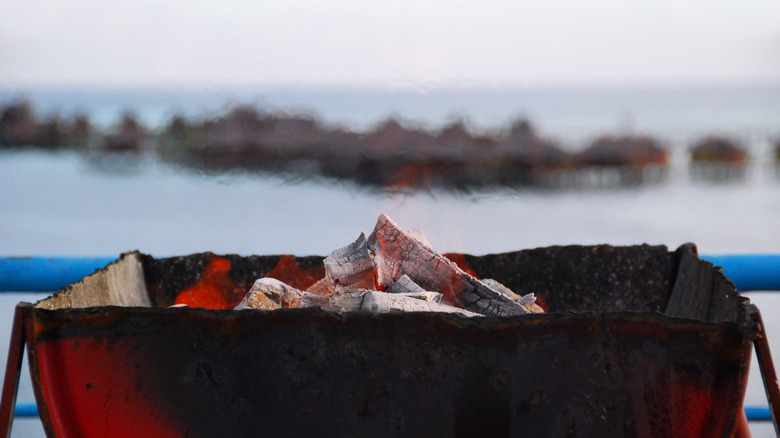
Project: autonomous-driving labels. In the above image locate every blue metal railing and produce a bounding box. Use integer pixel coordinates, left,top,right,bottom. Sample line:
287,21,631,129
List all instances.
0,256,116,292
2,254,780,422
702,254,780,292
2,254,779,293
13,403,38,418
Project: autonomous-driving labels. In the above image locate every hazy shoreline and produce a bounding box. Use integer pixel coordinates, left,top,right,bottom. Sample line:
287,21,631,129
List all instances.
3,91,779,192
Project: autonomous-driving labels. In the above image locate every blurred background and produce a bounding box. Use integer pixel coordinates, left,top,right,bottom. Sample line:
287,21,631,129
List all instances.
2,0,780,436
1,0,778,256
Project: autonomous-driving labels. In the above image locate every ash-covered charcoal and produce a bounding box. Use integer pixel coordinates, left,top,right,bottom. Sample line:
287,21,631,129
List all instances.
386,274,428,294
323,232,376,293
404,228,434,250
480,278,520,300
327,289,369,311
234,277,342,311
517,293,543,312
234,277,302,310
329,290,442,311
299,293,332,309
331,290,483,317
305,275,336,297
237,214,544,317
368,214,532,317
399,291,443,302
481,278,544,313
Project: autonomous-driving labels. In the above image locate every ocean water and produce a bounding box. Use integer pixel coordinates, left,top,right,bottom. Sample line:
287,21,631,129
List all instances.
2,149,779,257
2,85,780,436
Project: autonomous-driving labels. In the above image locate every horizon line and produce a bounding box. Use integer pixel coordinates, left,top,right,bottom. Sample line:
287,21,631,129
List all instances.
2,78,780,95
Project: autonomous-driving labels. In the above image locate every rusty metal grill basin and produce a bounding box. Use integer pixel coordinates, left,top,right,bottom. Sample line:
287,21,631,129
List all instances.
22,244,756,437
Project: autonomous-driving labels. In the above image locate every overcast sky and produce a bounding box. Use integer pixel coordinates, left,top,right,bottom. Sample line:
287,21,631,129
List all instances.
1,0,779,90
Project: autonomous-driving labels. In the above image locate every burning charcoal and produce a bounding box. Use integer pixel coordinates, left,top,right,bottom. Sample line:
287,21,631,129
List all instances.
386,274,427,294
299,292,333,308
363,291,482,317
331,290,482,317
368,214,530,317
305,275,336,297
481,279,544,313
329,290,438,311
516,293,537,308
401,291,443,302
328,290,370,311
323,232,376,293
233,214,543,316
234,292,279,311
522,299,545,313
234,277,302,310
405,229,433,250
480,278,521,300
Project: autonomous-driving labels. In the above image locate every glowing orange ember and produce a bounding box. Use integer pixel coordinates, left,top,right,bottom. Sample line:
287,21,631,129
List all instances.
265,254,321,290
174,256,245,309
442,253,478,278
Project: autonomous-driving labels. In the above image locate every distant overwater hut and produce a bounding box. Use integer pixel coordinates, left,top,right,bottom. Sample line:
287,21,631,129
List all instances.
88,111,149,172
98,111,146,153
156,114,192,160
689,136,748,182
357,117,440,190
63,114,93,150
425,119,499,190
165,106,269,171
773,138,780,179
492,119,570,188
0,99,91,150
161,105,364,182
571,135,669,188
775,140,780,162
0,100,38,147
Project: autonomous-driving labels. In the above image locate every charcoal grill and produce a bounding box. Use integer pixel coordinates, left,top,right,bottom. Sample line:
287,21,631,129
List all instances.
1,244,778,437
